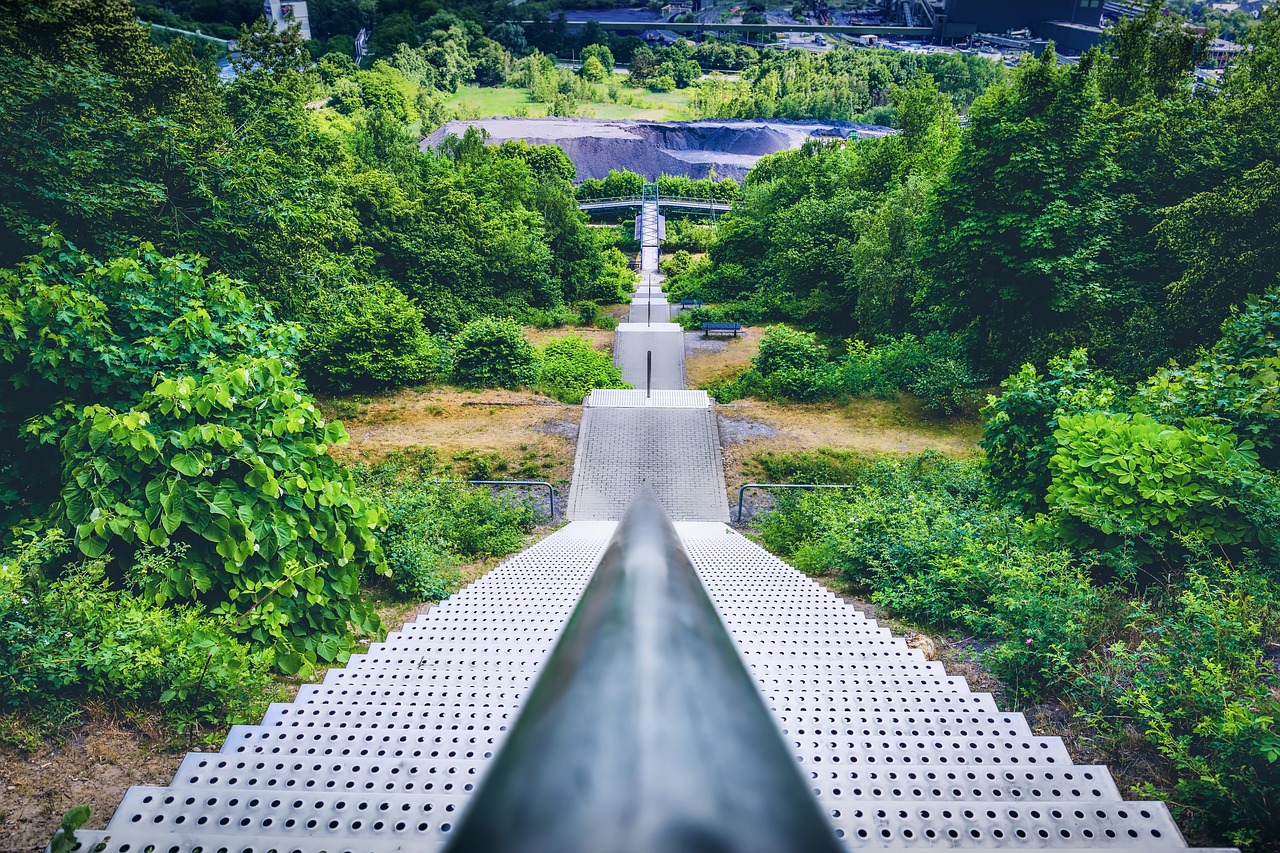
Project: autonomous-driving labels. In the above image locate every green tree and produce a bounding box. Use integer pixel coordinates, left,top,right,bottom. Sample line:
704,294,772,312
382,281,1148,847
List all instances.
0,237,299,517
921,50,1118,371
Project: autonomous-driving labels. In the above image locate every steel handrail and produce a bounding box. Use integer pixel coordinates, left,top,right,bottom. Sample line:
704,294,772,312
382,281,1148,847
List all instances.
467,479,556,520
736,482,858,522
577,194,735,207
443,487,842,853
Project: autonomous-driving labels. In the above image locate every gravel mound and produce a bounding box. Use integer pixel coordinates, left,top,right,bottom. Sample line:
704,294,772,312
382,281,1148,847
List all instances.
422,118,894,181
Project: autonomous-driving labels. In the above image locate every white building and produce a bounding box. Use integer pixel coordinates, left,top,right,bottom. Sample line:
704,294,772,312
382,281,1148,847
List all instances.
263,0,311,39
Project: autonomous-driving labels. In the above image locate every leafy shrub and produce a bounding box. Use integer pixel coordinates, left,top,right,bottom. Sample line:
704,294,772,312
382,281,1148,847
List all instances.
536,334,629,404
980,349,1123,511
0,236,300,518
740,325,838,401
583,246,636,304
451,316,539,388
837,333,979,415
304,280,441,392
663,219,716,253
661,249,694,277
526,305,578,329
1047,412,1262,549
1069,558,1280,848
758,451,1116,697
352,451,539,600
57,356,387,675
1133,286,1280,468
0,530,275,733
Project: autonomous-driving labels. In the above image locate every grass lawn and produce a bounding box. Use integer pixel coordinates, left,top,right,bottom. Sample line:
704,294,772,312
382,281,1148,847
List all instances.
444,84,695,122
444,85,544,118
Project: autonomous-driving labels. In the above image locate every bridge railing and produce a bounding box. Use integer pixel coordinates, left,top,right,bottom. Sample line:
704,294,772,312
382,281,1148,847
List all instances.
578,195,735,209
442,487,842,853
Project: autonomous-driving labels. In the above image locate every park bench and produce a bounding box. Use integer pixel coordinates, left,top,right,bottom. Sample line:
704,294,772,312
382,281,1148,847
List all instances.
701,321,741,337
680,299,704,309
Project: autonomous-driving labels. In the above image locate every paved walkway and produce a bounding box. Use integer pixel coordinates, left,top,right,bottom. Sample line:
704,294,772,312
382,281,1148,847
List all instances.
567,393,730,522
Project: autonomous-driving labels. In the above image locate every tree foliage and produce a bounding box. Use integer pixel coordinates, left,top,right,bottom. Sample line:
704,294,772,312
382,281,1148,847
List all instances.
58,356,387,674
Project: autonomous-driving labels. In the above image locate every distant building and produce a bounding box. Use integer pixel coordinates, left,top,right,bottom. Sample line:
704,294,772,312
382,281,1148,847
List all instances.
943,0,1103,33
263,0,311,40
1207,37,1244,67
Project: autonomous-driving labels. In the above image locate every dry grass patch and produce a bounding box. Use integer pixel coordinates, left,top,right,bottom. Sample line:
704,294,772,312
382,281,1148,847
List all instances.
0,712,187,850
684,325,764,388
718,396,980,497
323,387,580,486
523,326,616,351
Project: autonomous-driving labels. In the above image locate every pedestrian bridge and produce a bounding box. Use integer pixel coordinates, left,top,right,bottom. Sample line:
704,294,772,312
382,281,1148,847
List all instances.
578,194,733,215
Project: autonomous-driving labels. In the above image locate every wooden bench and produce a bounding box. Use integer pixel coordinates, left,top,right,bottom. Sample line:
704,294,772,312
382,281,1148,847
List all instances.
701,322,741,338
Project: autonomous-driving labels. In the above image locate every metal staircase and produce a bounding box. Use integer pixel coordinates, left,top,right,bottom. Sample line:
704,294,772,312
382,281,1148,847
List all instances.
57,189,1237,852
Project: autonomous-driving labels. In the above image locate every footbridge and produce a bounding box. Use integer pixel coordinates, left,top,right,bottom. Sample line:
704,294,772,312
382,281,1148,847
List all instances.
578,195,733,215
62,215,1234,850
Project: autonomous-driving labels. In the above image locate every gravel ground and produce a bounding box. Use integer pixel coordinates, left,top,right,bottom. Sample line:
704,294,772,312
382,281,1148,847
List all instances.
718,413,778,446
423,118,894,181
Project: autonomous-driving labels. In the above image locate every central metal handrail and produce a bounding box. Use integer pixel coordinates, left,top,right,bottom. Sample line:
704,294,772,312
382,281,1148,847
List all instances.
443,487,842,853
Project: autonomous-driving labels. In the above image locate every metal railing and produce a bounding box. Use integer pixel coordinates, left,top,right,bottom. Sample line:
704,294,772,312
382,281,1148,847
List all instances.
467,479,557,520
443,487,842,853
578,194,735,210
736,482,858,523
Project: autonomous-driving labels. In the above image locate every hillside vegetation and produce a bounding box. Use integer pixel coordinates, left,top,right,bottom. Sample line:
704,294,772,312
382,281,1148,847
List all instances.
1,0,1279,848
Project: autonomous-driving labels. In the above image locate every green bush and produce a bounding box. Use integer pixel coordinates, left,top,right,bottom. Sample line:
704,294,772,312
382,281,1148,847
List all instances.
837,333,979,415
304,281,441,392
352,451,539,600
980,350,1124,512
741,325,837,401
1047,412,1262,550
0,530,275,733
1069,558,1280,848
758,451,1116,697
57,356,387,676
536,334,629,404
451,317,540,388
583,246,636,304
661,249,694,278
1133,287,1280,468
0,236,300,521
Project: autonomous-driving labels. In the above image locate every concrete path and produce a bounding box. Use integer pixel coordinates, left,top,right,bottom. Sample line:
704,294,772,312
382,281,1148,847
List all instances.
567,392,730,522
628,271,670,323
613,322,685,390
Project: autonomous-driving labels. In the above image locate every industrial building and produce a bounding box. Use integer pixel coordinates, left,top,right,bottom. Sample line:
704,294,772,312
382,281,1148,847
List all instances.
913,0,1107,49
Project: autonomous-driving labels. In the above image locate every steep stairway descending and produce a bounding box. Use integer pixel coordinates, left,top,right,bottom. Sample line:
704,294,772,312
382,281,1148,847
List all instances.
628,272,672,323
64,176,1234,852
